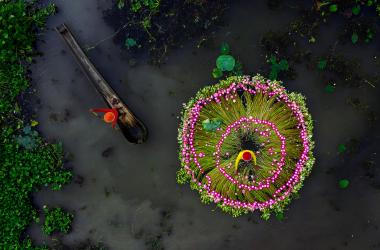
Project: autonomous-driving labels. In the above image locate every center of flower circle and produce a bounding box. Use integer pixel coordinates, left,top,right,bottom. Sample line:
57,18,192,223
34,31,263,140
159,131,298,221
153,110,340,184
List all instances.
242,151,252,161
213,116,287,191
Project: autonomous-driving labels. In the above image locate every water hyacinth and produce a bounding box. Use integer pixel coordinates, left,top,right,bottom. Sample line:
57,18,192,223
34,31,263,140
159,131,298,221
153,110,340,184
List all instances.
177,75,315,218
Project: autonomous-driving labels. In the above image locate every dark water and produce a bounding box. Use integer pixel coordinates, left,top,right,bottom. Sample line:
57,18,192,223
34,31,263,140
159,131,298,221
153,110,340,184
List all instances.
28,0,380,249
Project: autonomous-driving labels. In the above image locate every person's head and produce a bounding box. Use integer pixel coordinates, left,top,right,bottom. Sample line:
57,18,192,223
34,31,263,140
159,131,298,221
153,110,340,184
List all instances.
103,111,116,123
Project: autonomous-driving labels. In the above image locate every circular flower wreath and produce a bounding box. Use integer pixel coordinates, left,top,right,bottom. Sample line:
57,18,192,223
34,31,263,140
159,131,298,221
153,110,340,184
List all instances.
177,75,315,218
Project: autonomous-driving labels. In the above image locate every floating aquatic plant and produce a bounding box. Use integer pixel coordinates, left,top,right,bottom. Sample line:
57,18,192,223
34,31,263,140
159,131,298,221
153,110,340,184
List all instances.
365,28,374,43
220,42,230,55
42,206,73,235
338,179,350,189
324,84,335,93
125,37,138,49
338,143,347,153
329,4,338,13
177,75,315,218
317,59,327,70
212,43,243,79
16,126,39,150
352,5,361,15
268,55,289,80
351,32,359,44
216,55,236,72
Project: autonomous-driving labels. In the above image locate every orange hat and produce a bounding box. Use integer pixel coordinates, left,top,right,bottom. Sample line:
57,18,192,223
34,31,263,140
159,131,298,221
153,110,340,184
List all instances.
103,111,116,123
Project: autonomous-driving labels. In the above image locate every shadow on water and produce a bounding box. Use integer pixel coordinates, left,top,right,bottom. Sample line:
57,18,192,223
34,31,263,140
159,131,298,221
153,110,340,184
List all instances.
28,0,380,249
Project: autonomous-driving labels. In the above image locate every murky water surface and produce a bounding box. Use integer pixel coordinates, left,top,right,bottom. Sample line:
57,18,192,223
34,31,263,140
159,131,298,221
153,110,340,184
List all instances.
29,0,380,249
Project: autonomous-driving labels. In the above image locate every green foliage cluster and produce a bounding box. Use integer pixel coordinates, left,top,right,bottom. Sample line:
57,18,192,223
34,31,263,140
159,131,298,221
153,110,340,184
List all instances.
320,0,380,17
0,0,54,115
117,0,160,12
212,43,243,79
16,125,39,150
42,207,74,235
117,0,160,32
268,55,289,80
0,0,72,248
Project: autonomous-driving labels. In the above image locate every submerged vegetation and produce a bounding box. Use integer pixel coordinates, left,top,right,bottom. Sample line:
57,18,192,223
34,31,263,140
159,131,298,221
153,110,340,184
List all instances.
104,0,229,64
177,75,314,218
0,0,72,248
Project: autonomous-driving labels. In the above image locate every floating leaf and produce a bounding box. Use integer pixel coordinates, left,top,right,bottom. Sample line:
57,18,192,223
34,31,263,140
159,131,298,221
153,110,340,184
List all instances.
275,212,284,221
269,55,277,64
338,143,346,153
212,67,223,78
318,59,327,70
352,5,361,15
269,69,278,80
268,56,288,80
351,32,358,44
233,61,243,76
125,38,137,48
23,125,32,134
202,118,222,132
324,84,335,93
16,135,36,150
329,4,338,12
338,179,350,189
31,120,39,127
278,59,289,71
365,28,374,43
216,55,236,72
117,0,125,9
220,42,230,55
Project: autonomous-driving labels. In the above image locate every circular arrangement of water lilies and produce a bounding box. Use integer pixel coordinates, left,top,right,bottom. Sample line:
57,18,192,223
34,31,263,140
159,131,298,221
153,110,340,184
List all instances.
177,75,315,218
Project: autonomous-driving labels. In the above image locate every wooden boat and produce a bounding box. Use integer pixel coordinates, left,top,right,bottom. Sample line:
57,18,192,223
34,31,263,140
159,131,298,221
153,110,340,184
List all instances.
56,23,148,144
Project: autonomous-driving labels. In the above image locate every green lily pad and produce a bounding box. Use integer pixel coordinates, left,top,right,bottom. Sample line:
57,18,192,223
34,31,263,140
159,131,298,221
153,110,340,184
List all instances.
278,59,289,71
202,118,223,132
339,179,350,189
216,55,236,72
125,38,137,48
220,42,230,55
352,5,361,15
268,56,288,80
324,84,335,93
318,59,327,70
338,143,346,153
233,61,243,76
329,4,338,12
117,0,125,9
31,120,39,127
275,212,284,221
269,69,278,81
212,67,223,78
351,32,358,44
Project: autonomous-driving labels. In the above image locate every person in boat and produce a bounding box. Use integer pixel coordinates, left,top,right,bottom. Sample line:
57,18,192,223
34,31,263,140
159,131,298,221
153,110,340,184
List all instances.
89,97,124,128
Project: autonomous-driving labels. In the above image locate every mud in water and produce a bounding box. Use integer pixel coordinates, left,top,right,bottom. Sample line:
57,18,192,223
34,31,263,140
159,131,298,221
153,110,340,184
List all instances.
28,0,380,249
